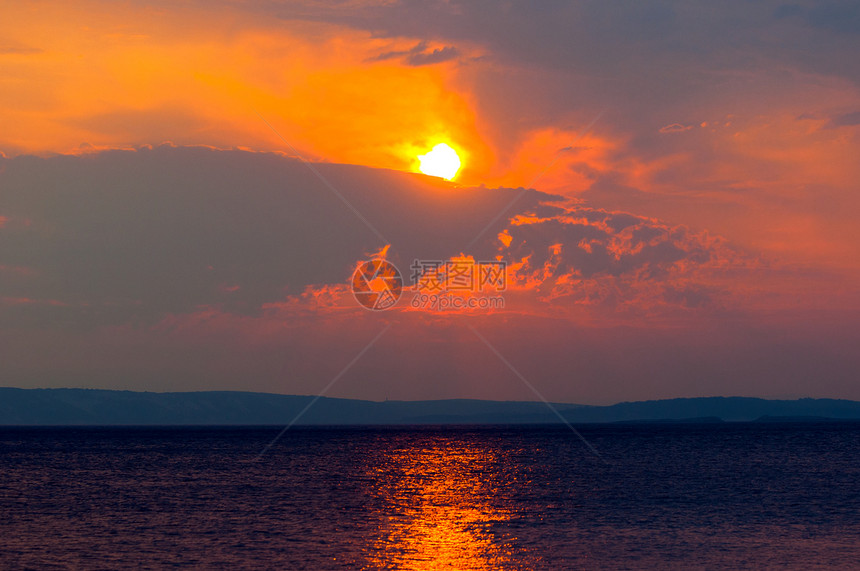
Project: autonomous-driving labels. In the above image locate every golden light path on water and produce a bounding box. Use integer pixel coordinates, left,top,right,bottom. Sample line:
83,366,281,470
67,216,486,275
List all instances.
361,439,541,569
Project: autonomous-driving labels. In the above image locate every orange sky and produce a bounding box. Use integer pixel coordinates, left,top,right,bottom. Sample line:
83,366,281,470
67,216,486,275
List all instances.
0,1,489,175
3,0,859,276
2,0,860,401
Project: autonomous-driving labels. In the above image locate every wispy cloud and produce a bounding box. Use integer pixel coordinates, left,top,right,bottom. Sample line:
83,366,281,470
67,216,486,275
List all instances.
369,40,461,66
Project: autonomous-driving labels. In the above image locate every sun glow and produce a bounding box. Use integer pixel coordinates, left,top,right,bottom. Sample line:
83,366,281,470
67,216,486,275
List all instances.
418,143,461,180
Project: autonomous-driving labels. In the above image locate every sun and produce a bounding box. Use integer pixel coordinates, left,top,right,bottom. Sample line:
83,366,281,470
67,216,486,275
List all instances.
417,143,461,180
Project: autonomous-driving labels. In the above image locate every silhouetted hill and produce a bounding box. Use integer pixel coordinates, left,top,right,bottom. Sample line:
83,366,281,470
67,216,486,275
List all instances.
1,389,859,425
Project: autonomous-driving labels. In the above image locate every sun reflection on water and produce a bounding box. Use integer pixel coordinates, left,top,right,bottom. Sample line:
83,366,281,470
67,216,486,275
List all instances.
363,438,537,569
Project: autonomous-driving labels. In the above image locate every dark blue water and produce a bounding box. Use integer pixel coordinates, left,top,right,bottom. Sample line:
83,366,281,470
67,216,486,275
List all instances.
0,423,858,569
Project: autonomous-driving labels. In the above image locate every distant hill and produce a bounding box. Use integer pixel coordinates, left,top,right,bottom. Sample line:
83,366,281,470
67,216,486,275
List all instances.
1,388,859,425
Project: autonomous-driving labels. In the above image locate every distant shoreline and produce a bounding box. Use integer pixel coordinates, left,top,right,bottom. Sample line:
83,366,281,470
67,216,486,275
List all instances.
2,388,859,426
3,419,860,429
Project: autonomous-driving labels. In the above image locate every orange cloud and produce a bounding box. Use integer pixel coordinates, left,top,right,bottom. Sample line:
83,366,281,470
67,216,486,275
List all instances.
0,1,491,178
5,0,860,286
484,126,620,194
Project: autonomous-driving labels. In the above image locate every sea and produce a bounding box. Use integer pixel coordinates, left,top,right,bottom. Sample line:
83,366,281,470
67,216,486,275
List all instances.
0,423,858,569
